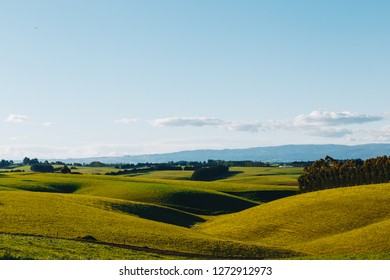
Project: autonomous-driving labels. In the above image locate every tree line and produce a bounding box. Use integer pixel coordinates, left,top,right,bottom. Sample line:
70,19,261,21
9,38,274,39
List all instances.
298,155,390,193
191,165,229,181
0,159,14,168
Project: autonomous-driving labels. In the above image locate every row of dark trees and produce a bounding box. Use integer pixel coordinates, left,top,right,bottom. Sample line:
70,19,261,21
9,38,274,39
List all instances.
9,158,271,170
29,163,72,173
191,165,229,181
109,160,270,170
0,159,14,168
30,163,55,173
298,155,390,193
206,160,270,167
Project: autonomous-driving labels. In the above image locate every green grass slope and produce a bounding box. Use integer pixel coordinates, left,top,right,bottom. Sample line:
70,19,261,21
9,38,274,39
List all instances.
196,184,390,258
76,168,300,207
132,167,300,203
77,181,258,215
0,173,258,215
0,233,183,260
0,190,297,259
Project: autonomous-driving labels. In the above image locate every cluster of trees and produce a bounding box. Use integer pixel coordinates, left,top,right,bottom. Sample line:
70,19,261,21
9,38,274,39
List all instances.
290,161,315,167
0,159,23,173
110,160,270,171
20,157,72,174
30,163,72,173
0,159,14,168
22,157,40,165
191,165,229,181
298,155,390,193
30,163,55,173
107,162,234,178
206,160,270,167
22,158,55,173
105,164,182,176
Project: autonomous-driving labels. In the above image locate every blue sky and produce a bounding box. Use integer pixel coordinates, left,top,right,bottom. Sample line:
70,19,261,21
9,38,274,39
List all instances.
1,0,389,159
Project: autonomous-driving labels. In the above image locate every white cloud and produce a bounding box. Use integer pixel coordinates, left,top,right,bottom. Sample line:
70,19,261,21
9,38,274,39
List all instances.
350,125,390,143
224,121,265,132
305,127,354,138
151,111,385,139
114,118,137,124
289,111,384,138
5,114,30,123
293,111,382,127
151,117,225,127
151,117,267,132
41,122,54,127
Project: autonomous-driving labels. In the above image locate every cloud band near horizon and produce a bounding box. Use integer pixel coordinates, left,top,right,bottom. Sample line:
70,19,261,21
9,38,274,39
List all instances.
151,111,385,137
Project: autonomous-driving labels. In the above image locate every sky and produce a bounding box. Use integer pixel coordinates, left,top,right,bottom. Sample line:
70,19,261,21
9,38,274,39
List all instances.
1,0,389,159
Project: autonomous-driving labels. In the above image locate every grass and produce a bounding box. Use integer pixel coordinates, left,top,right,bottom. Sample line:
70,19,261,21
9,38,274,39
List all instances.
196,184,390,259
0,233,183,260
0,172,259,215
133,167,302,188
76,179,259,215
121,167,301,204
0,190,298,259
1,166,388,259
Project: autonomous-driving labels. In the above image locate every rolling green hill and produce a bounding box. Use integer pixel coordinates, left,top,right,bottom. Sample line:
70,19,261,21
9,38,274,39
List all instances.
196,184,390,258
1,167,388,259
0,233,185,260
0,190,297,259
0,172,259,215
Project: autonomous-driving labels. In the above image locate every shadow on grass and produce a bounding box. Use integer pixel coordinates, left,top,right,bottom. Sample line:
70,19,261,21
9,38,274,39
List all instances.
225,190,298,203
109,203,205,228
192,171,243,182
15,183,81,194
0,251,33,260
164,191,258,215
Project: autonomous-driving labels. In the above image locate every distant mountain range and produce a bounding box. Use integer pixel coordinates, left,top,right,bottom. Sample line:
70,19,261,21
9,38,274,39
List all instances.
57,144,390,164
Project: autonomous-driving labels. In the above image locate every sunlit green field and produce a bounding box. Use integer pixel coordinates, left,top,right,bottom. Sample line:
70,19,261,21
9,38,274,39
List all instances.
1,166,388,260
0,233,185,260
197,183,390,259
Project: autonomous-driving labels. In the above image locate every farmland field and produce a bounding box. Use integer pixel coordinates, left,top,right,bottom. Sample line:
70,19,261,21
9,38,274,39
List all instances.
0,166,389,260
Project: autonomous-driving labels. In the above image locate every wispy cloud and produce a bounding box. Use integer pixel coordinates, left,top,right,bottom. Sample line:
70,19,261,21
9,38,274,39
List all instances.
304,127,354,138
151,117,265,132
290,111,384,138
151,111,385,139
114,118,137,124
293,111,382,127
41,122,54,127
5,114,30,123
223,121,265,132
349,125,390,143
151,117,224,127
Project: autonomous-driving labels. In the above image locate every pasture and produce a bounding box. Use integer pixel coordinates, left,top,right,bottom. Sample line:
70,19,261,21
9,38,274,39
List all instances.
0,166,388,259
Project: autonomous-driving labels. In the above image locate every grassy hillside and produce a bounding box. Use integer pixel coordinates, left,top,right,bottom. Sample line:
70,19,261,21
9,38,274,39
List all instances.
196,184,390,258
2,166,387,259
126,167,300,203
75,178,258,215
0,190,297,259
132,167,301,187
0,173,259,215
0,233,184,260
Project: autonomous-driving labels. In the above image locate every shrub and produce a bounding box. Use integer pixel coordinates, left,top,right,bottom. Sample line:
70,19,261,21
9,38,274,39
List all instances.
191,165,229,181
60,165,72,174
30,163,54,173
